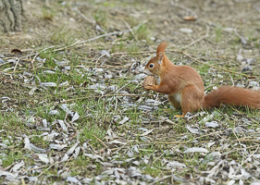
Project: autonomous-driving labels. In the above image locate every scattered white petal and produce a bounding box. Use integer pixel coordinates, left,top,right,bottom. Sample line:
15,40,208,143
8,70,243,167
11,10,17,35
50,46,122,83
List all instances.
10,160,24,172
84,153,104,161
59,81,70,87
166,161,186,169
223,27,235,32
179,28,193,33
119,116,129,124
60,104,73,116
50,143,67,150
250,182,260,185
139,129,154,136
144,99,162,106
100,50,110,57
73,147,81,159
66,141,80,155
71,112,80,122
55,61,69,66
88,83,107,90
205,121,220,128
207,141,215,148
35,154,49,164
43,132,59,141
228,180,236,185
109,140,127,145
0,170,18,182
66,176,82,185
24,137,47,153
61,154,69,162
186,125,200,134
40,82,57,87
49,110,60,115
58,120,68,133
184,147,209,153
28,87,37,96
43,70,55,74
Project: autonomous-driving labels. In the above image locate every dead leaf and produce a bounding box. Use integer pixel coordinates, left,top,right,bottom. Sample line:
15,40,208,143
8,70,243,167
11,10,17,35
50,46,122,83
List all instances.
11,49,22,55
183,16,197,21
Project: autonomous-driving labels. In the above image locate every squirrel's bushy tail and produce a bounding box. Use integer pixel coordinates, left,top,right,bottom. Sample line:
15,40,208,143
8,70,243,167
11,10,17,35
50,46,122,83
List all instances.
203,86,260,109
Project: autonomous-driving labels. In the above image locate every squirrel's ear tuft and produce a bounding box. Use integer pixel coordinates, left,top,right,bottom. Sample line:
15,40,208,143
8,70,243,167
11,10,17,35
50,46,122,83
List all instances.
156,41,168,57
158,52,163,65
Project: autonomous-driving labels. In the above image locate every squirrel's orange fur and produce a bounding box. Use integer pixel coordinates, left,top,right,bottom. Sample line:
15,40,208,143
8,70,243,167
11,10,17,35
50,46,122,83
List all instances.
143,41,260,117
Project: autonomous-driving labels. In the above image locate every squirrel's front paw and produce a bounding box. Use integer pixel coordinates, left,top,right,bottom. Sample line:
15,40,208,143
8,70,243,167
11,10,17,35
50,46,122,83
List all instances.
144,84,154,90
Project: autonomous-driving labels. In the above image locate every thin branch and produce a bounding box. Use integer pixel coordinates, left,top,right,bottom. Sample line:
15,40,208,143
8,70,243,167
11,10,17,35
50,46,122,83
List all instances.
92,134,108,148
76,8,96,25
0,61,13,67
123,20,139,42
95,54,105,68
237,139,260,143
13,59,20,73
179,51,253,78
53,20,147,52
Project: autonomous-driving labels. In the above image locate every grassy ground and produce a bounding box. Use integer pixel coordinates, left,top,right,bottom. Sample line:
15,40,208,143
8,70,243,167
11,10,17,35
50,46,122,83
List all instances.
0,0,260,184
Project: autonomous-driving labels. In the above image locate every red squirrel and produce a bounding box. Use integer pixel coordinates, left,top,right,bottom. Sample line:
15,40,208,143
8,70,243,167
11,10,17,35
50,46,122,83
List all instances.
143,41,260,118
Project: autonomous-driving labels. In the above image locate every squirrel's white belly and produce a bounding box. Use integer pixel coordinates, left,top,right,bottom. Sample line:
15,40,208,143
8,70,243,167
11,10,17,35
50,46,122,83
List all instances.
173,93,182,103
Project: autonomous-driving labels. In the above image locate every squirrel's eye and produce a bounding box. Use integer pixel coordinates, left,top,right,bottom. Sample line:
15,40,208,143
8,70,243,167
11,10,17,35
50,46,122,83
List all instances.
149,64,154,68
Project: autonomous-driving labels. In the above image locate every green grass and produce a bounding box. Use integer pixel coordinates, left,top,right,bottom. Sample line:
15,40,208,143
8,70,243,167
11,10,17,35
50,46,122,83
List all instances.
30,136,50,149
50,27,77,45
142,165,161,177
42,7,56,21
94,10,108,28
135,24,150,41
215,27,222,42
1,0,260,183
80,125,106,148
111,42,127,53
1,150,23,167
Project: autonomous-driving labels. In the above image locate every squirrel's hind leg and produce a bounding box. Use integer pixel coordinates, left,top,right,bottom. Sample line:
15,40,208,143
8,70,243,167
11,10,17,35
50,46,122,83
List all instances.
168,95,181,109
175,85,204,118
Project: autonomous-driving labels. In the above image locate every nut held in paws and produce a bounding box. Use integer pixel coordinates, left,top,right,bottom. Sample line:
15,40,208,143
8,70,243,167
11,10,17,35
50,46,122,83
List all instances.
143,75,157,89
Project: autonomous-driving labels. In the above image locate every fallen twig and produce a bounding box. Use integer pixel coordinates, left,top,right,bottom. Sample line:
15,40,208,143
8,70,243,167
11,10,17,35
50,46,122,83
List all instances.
76,8,96,25
53,20,147,52
175,50,253,78
124,20,139,42
92,134,108,148
237,139,260,143
13,59,20,73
